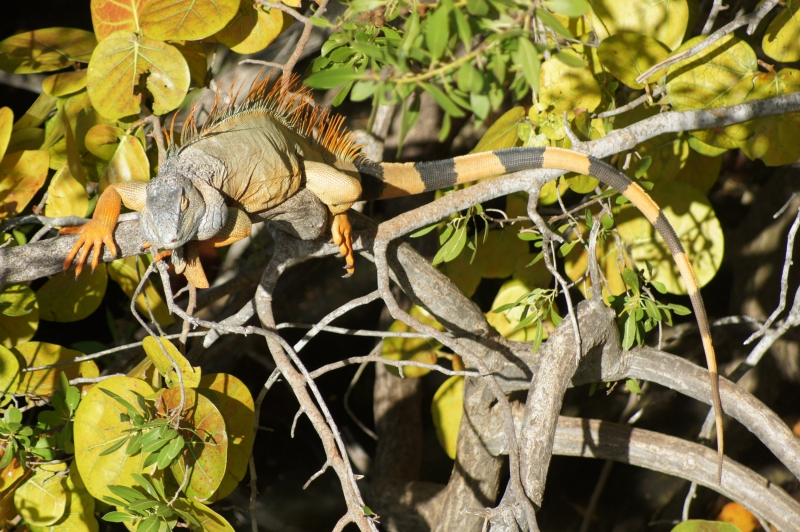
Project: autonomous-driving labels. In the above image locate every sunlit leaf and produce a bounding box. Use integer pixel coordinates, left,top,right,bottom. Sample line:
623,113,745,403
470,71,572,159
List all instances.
669,520,744,532
142,336,200,388
539,50,601,112
158,388,228,500
215,2,291,55
14,93,57,131
0,300,39,348
472,106,525,153
42,70,89,97
171,40,208,86
0,284,36,317
90,0,145,40
0,150,48,219
763,0,800,62
597,32,670,89
14,463,68,526
382,306,445,378
0,28,96,73
431,376,463,459
0,345,22,396
199,373,255,502
140,0,239,41
74,376,157,499
174,498,235,532
588,0,689,50
99,133,151,189
45,165,89,218
13,342,98,396
543,0,590,17
0,107,12,160
36,264,108,322
87,31,190,119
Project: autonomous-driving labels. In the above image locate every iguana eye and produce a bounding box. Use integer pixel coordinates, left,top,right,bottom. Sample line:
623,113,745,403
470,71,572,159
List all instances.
180,195,188,211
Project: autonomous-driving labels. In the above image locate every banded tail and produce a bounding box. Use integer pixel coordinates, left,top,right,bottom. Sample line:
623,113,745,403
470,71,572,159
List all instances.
356,146,724,481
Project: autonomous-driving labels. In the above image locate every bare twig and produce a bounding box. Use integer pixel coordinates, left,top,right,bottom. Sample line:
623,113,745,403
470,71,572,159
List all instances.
701,0,728,34
594,86,666,119
292,290,381,352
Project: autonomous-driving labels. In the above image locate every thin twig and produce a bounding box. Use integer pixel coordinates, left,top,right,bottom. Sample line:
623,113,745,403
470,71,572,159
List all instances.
292,291,381,352
278,322,434,339
594,86,666,119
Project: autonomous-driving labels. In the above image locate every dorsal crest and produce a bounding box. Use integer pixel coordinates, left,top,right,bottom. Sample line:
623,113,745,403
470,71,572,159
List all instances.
168,74,362,162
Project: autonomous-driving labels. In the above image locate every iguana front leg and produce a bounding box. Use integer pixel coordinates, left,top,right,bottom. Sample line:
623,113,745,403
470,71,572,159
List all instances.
62,182,147,275
181,207,253,288
303,161,362,275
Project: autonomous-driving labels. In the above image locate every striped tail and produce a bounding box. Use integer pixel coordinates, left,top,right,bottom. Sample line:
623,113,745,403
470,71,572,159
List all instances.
356,146,724,481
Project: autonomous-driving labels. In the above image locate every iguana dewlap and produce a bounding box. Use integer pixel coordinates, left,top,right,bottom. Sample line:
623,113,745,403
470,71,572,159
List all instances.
61,77,724,480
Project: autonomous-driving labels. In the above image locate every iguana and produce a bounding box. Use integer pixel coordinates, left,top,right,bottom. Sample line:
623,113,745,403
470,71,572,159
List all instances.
61,76,724,480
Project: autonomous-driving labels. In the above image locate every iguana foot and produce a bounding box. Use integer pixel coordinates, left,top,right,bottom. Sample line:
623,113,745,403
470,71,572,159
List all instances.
183,243,210,288
61,220,118,276
331,213,355,276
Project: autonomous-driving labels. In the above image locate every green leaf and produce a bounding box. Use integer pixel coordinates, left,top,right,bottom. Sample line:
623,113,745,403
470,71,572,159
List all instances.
103,511,135,522
425,5,451,60
305,67,365,89
625,378,642,394
420,83,465,118
36,264,108,322
622,268,639,294
669,520,743,532
108,484,147,503
350,80,377,102
453,8,472,49
667,303,692,316
542,0,589,17
433,224,468,265
622,312,636,350
515,37,541,92
137,515,161,532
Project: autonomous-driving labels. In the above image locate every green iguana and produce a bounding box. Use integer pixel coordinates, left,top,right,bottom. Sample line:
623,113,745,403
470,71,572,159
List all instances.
61,76,724,480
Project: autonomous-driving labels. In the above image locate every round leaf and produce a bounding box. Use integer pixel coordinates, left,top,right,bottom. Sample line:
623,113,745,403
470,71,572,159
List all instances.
539,50,601,112
158,388,228,500
29,467,99,532
0,284,37,317
13,342,98,396
73,376,157,500
0,345,22,396
588,0,689,50
763,0,800,62
470,226,530,278
199,373,255,502
0,150,49,219
215,3,291,55
14,464,68,526
431,376,463,459
597,32,670,89
36,264,108,323
90,0,145,40
174,499,235,532
0,107,12,160
438,251,482,298
171,41,208,86
616,180,723,295
42,70,89,98
142,336,200,388
98,134,150,189
724,69,800,167
44,165,89,218
0,28,96,74
84,124,123,160
0,301,39,348
87,31,190,119
139,0,239,41
486,279,551,342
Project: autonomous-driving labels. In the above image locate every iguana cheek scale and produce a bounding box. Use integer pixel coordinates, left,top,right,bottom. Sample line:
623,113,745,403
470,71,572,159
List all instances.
60,76,724,481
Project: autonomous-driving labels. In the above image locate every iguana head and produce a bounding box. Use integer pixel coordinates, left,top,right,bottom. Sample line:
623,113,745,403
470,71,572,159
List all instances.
140,173,207,250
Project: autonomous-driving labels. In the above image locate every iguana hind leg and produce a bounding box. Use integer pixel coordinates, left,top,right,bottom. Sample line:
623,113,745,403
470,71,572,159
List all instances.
62,182,147,275
303,161,362,275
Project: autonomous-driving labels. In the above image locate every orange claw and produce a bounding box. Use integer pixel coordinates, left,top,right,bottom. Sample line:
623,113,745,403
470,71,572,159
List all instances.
331,213,355,276
61,187,122,276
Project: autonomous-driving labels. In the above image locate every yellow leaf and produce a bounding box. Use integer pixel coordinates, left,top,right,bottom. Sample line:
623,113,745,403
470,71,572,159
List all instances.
0,456,24,492
674,149,722,193
42,70,89,97
431,376,463,459
142,336,201,388
763,0,800,62
382,306,444,378
44,165,89,218
108,256,175,326
472,106,525,153
0,345,22,396
91,0,145,40
171,41,208,86
0,283,36,317
588,0,689,50
36,265,108,322
73,376,157,500
13,342,98,396
724,69,800,167
34,466,99,532
0,107,12,160
0,303,38,348
99,134,150,189
174,499,236,532
539,50,602,113
616,180,723,294
0,28,96,74
486,279,552,342
597,32,670,89
438,251,482,298
7,128,44,153
140,0,239,41
14,463,68,526
471,226,530,278
564,228,634,297
0,150,49,219
216,2,292,55
13,93,57,131
87,31,190,119
84,124,123,160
